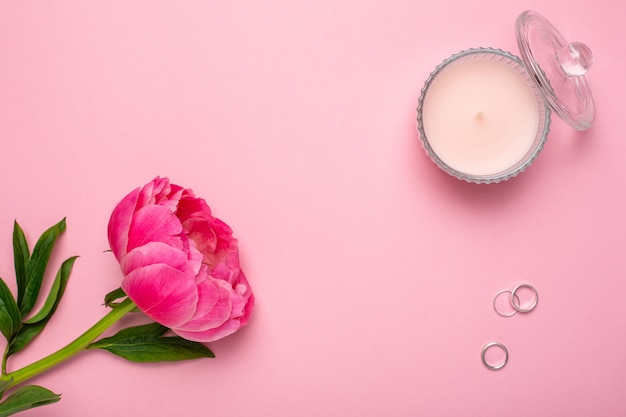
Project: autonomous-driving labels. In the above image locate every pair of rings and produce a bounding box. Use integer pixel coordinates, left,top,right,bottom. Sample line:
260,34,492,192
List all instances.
492,283,538,317
482,284,539,370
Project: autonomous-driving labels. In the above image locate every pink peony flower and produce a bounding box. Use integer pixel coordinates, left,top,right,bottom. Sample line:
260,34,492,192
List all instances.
107,177,254,342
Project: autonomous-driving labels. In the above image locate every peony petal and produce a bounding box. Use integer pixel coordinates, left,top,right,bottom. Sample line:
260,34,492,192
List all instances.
207,217,237,253
184,218,219,265
137,177,164,208
228,288,247,319
239,291,254,327
127,205,184,252
176,195,213,223
136,178,156,208
108,187,140,262
137,177,187,211
233,270,254,326
212,251,248,286
173,319,241,343
183,278,220,322
122,263,198,328
175,278,232,332
121,241,195,276
156,183,183,207
184,240,204,276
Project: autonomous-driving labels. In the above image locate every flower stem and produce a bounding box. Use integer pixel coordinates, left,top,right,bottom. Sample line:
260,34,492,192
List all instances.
1,344,9,375
1,298,136,387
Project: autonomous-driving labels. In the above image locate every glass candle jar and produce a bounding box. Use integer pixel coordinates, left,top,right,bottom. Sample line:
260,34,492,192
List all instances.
416,11,595,184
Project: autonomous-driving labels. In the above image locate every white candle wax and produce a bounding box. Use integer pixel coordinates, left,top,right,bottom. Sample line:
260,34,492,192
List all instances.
421,55,540,177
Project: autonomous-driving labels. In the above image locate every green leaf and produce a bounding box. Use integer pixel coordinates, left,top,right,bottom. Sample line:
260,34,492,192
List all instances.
11,222,29,307
6,323,45,358
104,287,127,308
103,289,140,312
5,256,77,358
24,256,77,325
20,218,66,317
0,279,21,341
106,322,168,337
0,385,60,416
88,323,215,362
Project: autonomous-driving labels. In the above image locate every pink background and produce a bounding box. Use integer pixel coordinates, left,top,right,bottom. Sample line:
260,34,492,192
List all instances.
1,1,625,416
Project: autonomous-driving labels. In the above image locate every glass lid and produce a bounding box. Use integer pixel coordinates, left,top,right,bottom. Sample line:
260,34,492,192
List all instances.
516,10,595,130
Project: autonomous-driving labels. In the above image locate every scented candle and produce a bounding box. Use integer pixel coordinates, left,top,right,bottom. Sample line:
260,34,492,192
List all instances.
420,50,546,179
417,11,595,183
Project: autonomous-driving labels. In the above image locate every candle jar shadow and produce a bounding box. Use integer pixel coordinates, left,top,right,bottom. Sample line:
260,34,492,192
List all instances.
413,149,540,209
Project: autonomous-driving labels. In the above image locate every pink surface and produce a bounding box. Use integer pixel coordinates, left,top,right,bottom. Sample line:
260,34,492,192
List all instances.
0,1,625,416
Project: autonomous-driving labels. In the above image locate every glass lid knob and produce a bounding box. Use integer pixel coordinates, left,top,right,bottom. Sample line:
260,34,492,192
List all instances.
557,42,593,77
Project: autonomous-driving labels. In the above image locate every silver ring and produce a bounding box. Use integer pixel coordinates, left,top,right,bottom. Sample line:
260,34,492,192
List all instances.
493,289,520,317
481,341,508,370
510,283,538,313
